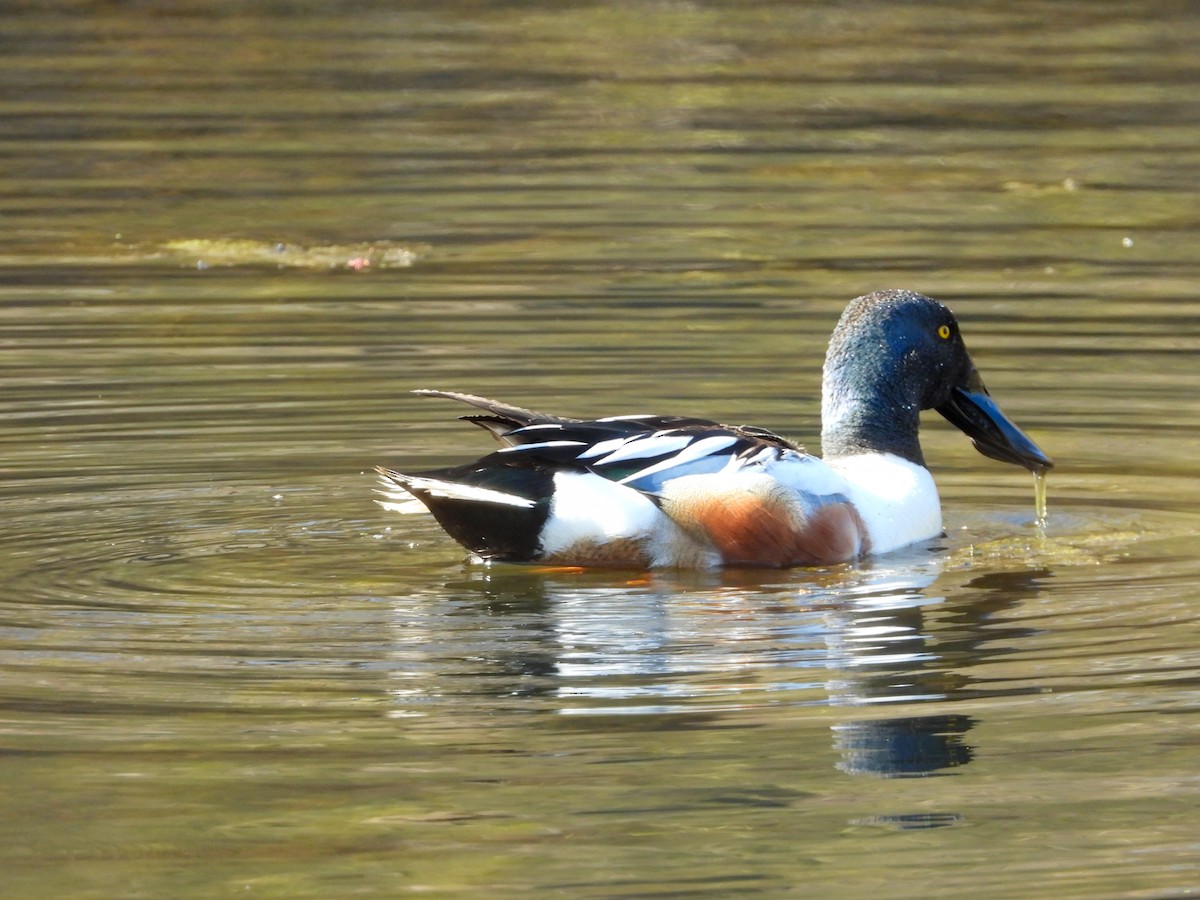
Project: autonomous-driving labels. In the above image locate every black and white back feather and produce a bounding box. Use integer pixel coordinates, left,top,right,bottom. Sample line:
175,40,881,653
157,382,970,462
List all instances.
407,389,805,496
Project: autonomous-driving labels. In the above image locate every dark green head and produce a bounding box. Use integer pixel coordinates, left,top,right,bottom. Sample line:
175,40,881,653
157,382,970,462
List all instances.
821,290,1053,473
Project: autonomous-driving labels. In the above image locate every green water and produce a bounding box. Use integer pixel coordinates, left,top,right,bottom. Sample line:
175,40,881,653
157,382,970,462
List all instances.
3,3,1200,897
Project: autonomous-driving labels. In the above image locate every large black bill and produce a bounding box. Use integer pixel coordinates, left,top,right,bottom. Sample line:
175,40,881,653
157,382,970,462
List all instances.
936,371,1054,474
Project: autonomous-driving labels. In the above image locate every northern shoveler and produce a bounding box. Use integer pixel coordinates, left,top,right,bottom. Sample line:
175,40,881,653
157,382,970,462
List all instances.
376,290,1053,568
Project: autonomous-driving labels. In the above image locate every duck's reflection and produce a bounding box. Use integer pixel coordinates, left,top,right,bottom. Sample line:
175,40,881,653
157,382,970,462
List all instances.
832,715,974,776
386,554,1049,777
821,563,1048,776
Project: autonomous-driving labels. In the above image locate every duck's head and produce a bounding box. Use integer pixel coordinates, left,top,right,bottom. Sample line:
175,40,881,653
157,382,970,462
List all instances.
821,290,1053,473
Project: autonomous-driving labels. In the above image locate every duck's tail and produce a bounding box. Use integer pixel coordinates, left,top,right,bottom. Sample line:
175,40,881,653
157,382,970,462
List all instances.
374,468,433,514
375,466,538,514
374,464,552,561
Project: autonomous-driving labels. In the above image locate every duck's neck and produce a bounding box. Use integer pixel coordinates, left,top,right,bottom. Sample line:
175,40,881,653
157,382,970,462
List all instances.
820,358,927,467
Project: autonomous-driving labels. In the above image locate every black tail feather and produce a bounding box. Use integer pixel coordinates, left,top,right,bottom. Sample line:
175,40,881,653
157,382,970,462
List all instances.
381,457,555,562
413,389,580,429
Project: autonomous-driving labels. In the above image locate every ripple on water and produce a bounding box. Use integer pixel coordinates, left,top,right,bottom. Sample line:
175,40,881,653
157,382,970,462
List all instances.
0,479,399,737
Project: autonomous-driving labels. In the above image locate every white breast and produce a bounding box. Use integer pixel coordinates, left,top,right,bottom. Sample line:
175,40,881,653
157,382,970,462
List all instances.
826,453,942,554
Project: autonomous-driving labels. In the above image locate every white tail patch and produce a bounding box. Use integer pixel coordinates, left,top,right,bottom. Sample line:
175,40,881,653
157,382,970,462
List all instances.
374,470,536,513
375,494,431,515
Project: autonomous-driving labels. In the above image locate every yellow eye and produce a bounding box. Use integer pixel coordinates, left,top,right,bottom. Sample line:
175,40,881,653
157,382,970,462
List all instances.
937,324,951,339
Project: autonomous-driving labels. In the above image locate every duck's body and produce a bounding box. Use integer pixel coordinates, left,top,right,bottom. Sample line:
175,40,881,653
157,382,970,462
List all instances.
377,291,1052,569
378,400,940,567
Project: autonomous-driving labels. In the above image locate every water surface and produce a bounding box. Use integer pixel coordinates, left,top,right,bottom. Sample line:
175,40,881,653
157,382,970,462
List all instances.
3,3,1200,897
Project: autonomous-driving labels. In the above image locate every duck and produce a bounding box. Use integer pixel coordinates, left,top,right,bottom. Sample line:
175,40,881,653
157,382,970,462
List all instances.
376,290,1053,569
